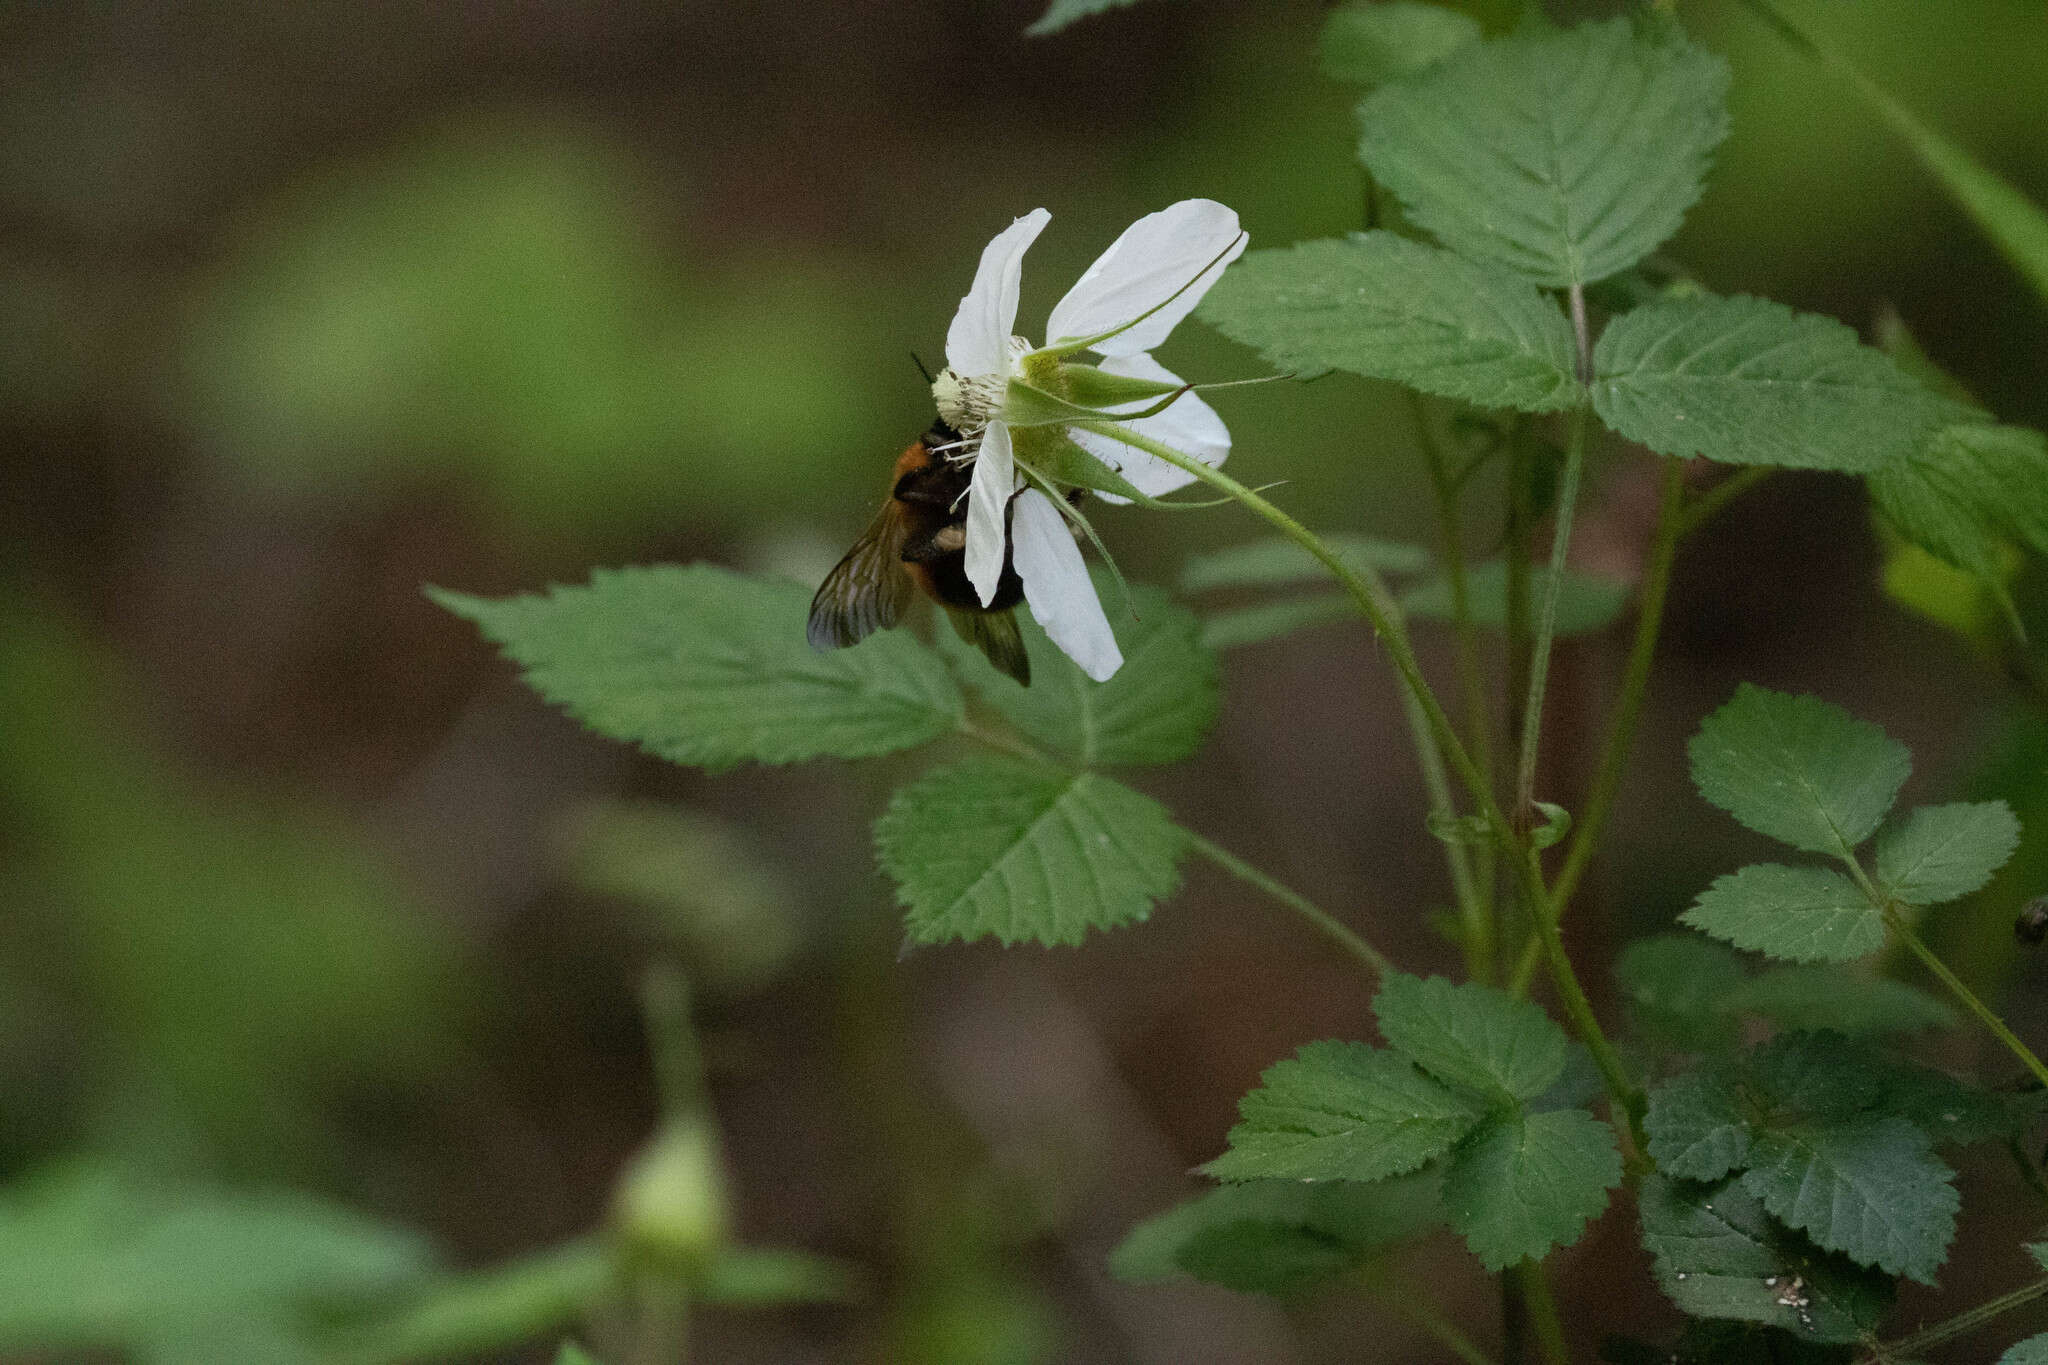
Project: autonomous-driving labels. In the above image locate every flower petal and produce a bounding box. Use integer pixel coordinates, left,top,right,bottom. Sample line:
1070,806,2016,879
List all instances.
945,208,1051,376
964,421,1016,606
1068,354,1230,505
1044,200,1245,357
1012,488,1123,682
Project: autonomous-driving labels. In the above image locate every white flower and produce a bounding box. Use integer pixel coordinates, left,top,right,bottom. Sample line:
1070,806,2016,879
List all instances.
932,200,1246,682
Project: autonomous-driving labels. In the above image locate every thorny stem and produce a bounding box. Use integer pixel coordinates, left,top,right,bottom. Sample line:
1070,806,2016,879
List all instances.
1412,389,1499,981
1840,856,2048,1090
958,719,1393,978
1860,1275,2048,1361
1509,458,1686,996
1086,419,1649,1153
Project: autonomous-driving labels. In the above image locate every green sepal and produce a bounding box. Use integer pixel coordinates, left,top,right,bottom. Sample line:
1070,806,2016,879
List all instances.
1060,363,1186,407
1003,375,1188,430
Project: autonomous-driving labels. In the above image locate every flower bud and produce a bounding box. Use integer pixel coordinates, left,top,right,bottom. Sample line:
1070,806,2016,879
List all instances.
611,1116,730,1276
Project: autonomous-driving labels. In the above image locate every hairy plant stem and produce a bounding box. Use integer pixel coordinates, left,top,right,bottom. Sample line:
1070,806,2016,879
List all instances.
1086,420,1648,1151
1412,389,1499,981
1511,1260,1570,1365
959,719,1393,977
1361,1265,1501,1365
1184,830,1392,977
1509,457,1686,996
1861,1275,2048,1361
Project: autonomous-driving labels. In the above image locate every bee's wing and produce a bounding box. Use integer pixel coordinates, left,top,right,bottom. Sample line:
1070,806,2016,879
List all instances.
807,501,913,650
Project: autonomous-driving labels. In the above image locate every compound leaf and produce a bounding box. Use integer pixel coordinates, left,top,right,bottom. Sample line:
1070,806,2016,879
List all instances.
1203,1042,1482,1183
1688,685,1911,856
434,565,963,769
1647,1070,1753,1183
1319,2,1481,86
1594,295,1983,473
1681,864,1884,964
874,759,1183,947
1874,801,2021,907
1739,1116,1958,1284
1443,1109,1621,1270
1373,974,1569,1104
1198,233,1581,413
1355,17,1729,288
1639,1174,1893,1343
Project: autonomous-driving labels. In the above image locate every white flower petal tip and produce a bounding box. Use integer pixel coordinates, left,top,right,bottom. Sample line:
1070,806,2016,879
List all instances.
1069,354,1230,506
1045,199,1247,358
963,422,1017,607
945,209,1051,377
1012,489,1123,682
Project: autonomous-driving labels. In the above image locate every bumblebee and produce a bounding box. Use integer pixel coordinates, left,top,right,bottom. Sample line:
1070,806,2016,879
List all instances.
806,419,1031,685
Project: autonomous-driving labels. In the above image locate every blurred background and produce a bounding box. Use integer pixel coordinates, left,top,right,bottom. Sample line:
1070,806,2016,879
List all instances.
3,0,2047,1359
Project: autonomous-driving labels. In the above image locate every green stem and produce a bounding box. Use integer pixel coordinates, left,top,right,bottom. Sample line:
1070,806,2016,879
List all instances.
1862,1275,2048,1361
1362,1265,1501,1365
1185,830,1392,978
1085,419,1647,1146
1413,389,1499,981
959,717,1395,978
1675,465,1773,541
1891,907,2048,1091
1509,457,1686,996
1514,400,1590,830
1512,1261,1570,1365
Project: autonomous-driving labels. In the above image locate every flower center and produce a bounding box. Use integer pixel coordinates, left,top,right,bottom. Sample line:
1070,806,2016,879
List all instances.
931,337,1032,432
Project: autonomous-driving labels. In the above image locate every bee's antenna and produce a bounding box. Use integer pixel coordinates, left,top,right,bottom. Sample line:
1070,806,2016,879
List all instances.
910,351,935,385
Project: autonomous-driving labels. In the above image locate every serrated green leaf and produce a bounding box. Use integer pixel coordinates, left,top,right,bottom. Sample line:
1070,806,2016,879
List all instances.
1724,968,1955,1037
1200,597,1353,651
1593,295,1984,473
874,759,1183,947
1879,1064,2047,1149
2000,1334,2048,1365
1647,1070,1753,1182
1400,560,1630,637
1682,864,1883,964
941,583,1219,767
434,566,963,769
1739,1116,1957,1283
1639,1174,1893,1343
1319,2,1481,85
1355,18,1729,289
1197,233,1581,413
1746,1031,1890,1125
1869,425,2048,598
1111,1173,1441,1293
1180,535,1432,593
1373,974,1569,1104
1024,0,1144,36
1203,1042,1482,1183
1875,801,2021,907
1443,1108,1621,1270
1616,935,1748,1049
1688,685,1912,856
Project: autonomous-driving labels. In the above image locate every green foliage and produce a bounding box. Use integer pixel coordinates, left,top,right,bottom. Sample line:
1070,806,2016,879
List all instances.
1682,864,1883,963
1742,1117,1956,1284
1399,560,1630,637
557,1345,604,1365
1442,1108,1622,1271
1198,233,1582,412
874,759,1184,947
1646,1069,1752,1182
2001,1335,2048,1365
1318,1,1480,86
1180,535,1431,592
1024,0,1145,37
1874,801,2022,906
0,1163,433,1364
1639,1174,1893,1343
1200,596,1353,651
1593,294,1983,472
1869,426,2048,592
1372,973,1568,1105
941,584,1219,766
1722,968,1954,1038
1111,1174,1441,1296
1617,938,1955,1049
1688,684,1911,857
1355,17,1729,289
1202,1042,1481,1183
436,566,963,768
